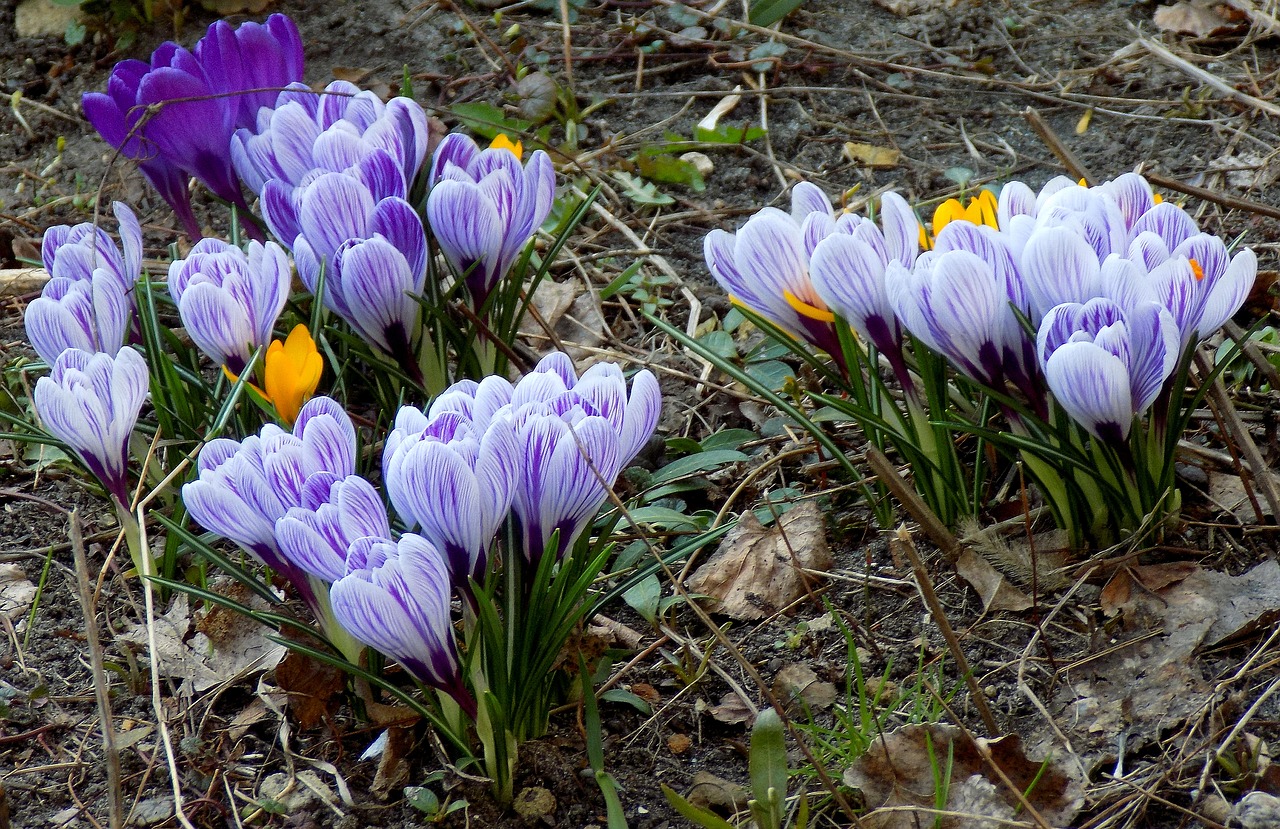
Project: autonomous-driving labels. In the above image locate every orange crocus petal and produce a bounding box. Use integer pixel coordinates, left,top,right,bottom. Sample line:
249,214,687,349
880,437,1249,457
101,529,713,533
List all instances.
784,289,836,323
489,133,523,161
264,325,322,426
931,199,965,236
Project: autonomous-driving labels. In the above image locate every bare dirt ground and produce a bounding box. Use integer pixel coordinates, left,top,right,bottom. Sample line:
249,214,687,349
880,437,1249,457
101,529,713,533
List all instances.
4,1,1280,827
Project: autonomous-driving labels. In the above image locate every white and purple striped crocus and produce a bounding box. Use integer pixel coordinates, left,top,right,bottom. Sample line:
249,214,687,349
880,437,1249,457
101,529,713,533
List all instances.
503,353,661,564
426,133,556,309
82,16,303,238
24,202,142,366
167,239,291,374
274,473,392,584
887,245,1040,405
279,171,428,370
704,183,873,363
383,390,519,594
33,347,148,505
182,396,356,610
1037,298,1180,443
330,534,474,716
233,80,431,199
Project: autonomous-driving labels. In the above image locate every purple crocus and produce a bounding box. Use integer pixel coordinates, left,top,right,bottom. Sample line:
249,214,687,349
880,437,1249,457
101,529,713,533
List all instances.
24,202,142,366
182,396,356,609
33,347,148,504
499,353,661,563
281,171,427,369
194,14,305,132
425,133,555,309
233,80,430,199
382,402,519,591
167,238,290,374
274,473,392,584
330,534,475,717
82,16,303,238
1037,298,1179,442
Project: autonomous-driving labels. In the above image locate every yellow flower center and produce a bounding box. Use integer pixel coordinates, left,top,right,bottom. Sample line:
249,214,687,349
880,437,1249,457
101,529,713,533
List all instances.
1189,258,1204,281
783,289,836,323
489,134,523,161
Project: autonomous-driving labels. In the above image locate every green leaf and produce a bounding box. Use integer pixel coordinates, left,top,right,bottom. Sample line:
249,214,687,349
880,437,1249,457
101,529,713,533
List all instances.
696,330,737,359
648,449,747,486
616,505,703,531
749,0,804,26
660,784,736,829
448,102,532,141
622,574,661,624
636,149,705,192
613,172,674,206
700,428,757,452
694,123,767,144
600,688,653,715
747,40,788,73
749,708,788,821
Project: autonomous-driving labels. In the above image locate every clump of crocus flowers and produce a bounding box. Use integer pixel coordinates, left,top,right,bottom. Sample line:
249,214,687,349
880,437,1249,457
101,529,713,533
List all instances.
707,172,1256,544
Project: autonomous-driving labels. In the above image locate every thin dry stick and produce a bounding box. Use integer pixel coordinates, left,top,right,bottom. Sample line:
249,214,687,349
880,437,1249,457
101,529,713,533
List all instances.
865,444,965,563
1022,107,1096,184
1145,172,1280,223
1195,351,1280,519
68,511,123,829
891,528,1001,736
1137,35,1280,117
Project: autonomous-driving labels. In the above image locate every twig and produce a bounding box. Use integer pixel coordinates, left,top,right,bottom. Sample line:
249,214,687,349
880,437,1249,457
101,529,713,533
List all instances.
891,528,1001,736
1145,172,1280,223
1195,351,1280,520
1022,107,1096,184
865,445,965,563
1137,35,1280,118
69,511,123,829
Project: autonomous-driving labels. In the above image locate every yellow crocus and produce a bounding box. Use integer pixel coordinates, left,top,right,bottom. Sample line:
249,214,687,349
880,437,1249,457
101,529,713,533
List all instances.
922,189,999,249
490,133,523,161
223,324,322,426
264,325,323,425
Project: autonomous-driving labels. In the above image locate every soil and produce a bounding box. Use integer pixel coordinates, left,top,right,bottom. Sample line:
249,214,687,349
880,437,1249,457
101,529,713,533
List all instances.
4,0,1280,828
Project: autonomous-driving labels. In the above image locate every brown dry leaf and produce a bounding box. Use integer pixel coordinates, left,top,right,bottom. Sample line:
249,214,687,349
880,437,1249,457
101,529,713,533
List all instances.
687,771,749,813
275,650,344,729
1153,1,1247,36
371,726,414,800
0,565,36,623
871,0,961,16
844,724,1085,829
121,592,286,694
630,683,660,706
708,691,754,725
1208,470,1280,521
686,502,833,620
842,142,901,168
1099,561,1200,617
667,733,692,755
518,278,582,340
774,663,837,713
1041,560,1280,771
955,550,1033,613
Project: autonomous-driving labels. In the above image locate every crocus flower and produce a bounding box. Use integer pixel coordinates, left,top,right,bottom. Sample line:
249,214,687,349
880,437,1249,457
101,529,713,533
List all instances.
263,324,324,425
282,172,427,368
382,403,519,591
233,80,430,199
83,18,303,238
887,248,1039,403
193,14,305,131
1037,298,1179,442
182,396,356,608
25,202,144,365
330,534,475,716
499,353,661,563
274,473,391,583
168,238,290,374
33,347,148,504
425,132,555,309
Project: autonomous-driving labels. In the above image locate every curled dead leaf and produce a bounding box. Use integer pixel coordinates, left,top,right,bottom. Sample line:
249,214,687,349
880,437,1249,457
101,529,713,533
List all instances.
1153,1,1247,36
955,550,1033,613
844,724,1085,829
686,502,833,620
